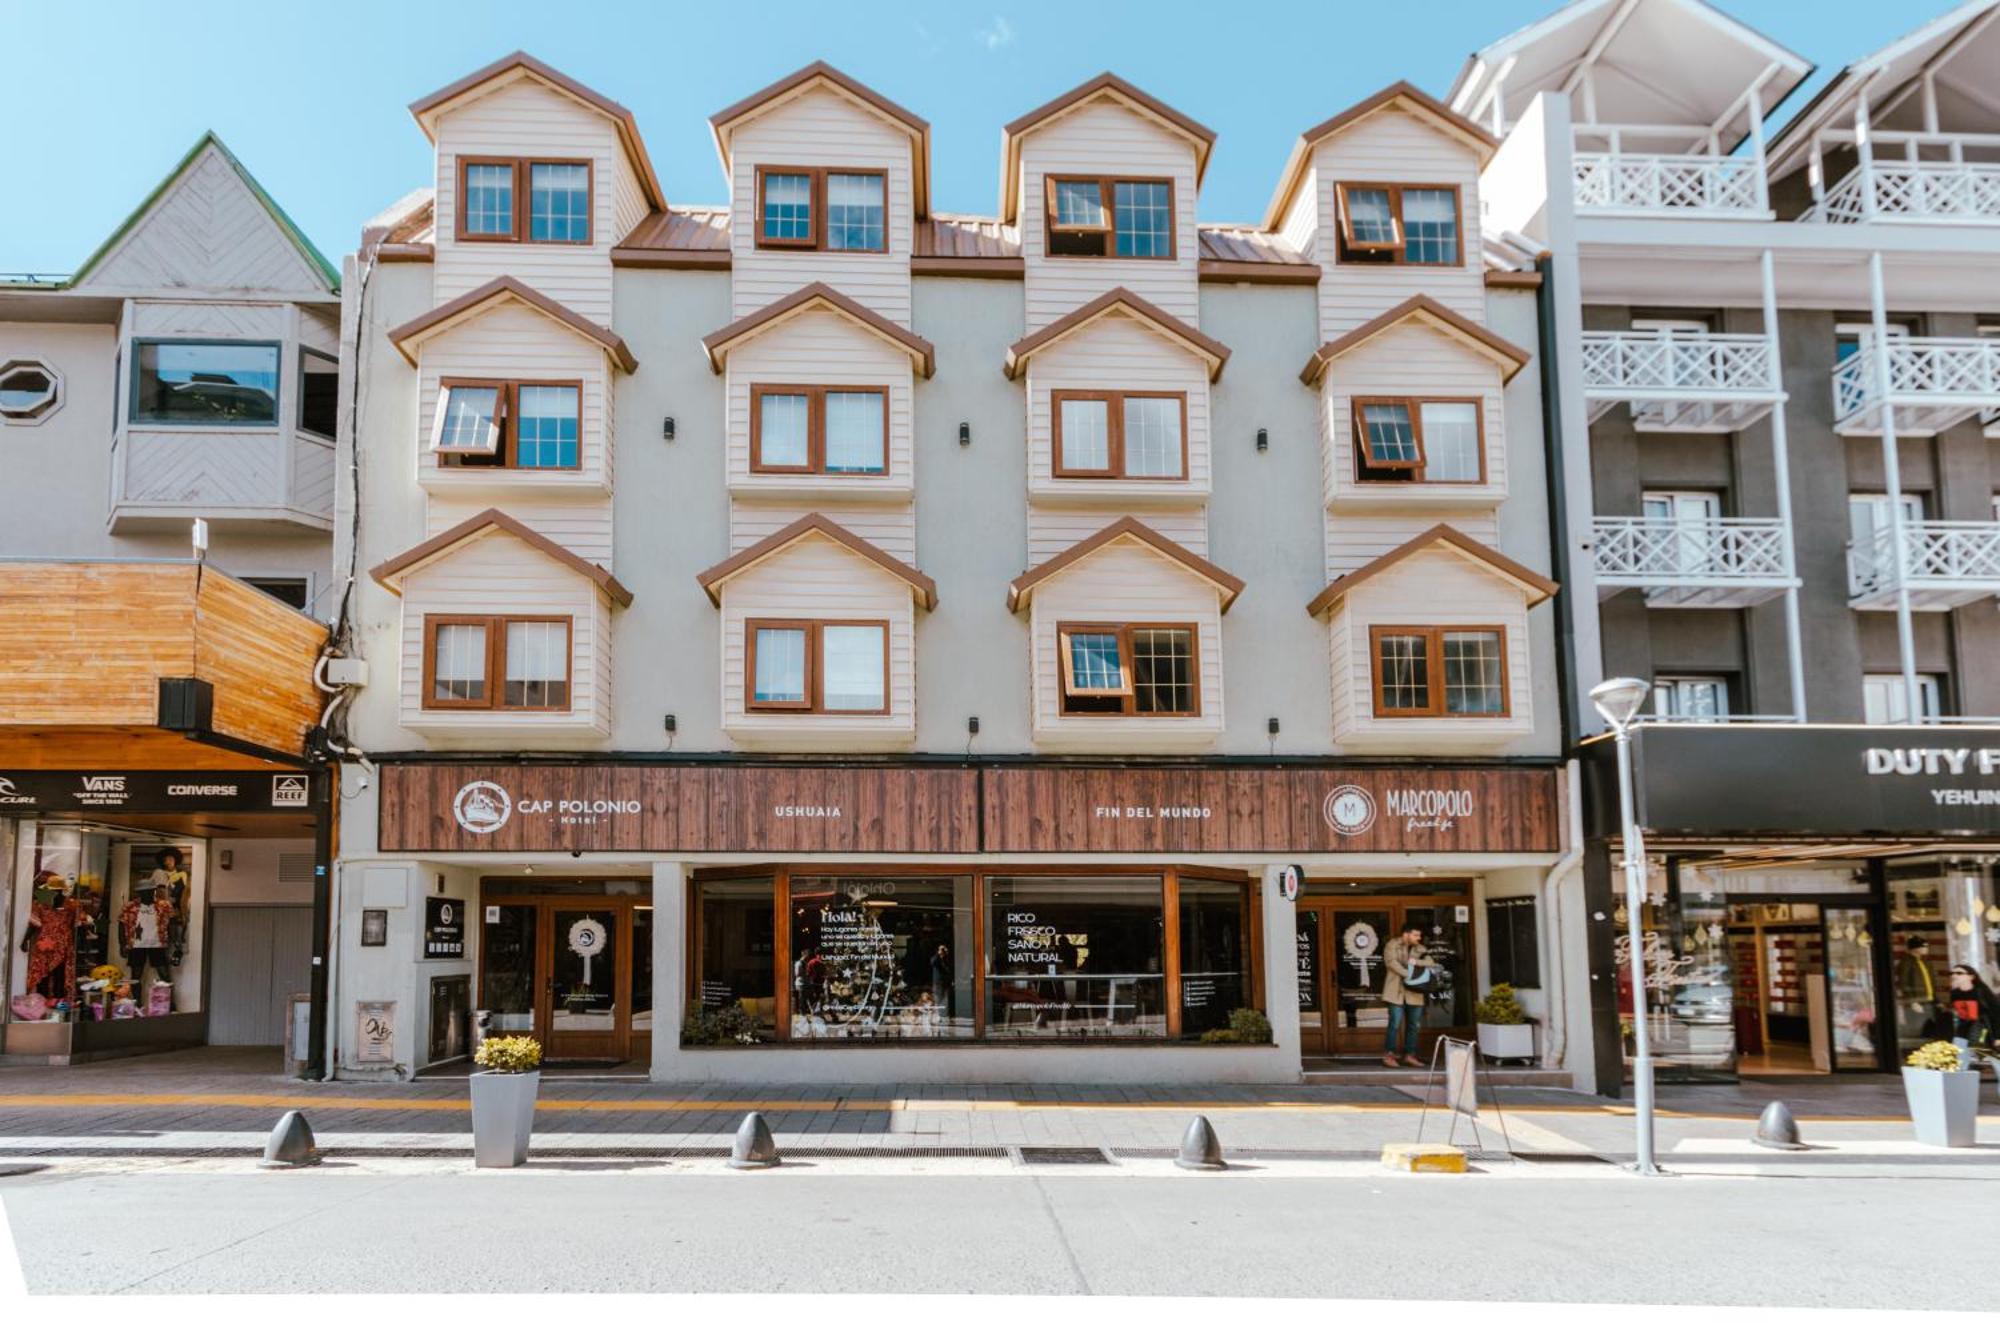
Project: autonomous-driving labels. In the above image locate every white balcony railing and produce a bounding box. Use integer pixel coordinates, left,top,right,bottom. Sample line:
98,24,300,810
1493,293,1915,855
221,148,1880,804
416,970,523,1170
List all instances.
1848,519,2000,611
1804,161,2000,224
1581,330,1781,431
1591,516,1795,609
1832,336,2000,434
1573,152,1766,216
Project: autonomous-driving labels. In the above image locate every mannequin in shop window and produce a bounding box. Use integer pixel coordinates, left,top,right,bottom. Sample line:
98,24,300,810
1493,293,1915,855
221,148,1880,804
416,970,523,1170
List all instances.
21,872,83,1003
147,849,192,967
120,881,176,1005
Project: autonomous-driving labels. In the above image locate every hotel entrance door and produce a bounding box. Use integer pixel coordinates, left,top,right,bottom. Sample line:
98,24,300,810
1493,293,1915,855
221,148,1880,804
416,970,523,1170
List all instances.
479,886,653,1064
1296,887,1474,1058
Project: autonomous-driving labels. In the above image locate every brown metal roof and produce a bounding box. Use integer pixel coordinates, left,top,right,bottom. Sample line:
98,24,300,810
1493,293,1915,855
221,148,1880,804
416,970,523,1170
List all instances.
696,514,937,610
611,206,732,269
1307,524,1555,618
372,508,635,608
386,276,639,373
916,214,1021,259
1195,224,1319,284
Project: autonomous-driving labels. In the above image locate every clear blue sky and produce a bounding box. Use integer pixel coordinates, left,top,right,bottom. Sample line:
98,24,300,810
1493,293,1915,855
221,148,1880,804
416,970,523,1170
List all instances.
0,0,1928,276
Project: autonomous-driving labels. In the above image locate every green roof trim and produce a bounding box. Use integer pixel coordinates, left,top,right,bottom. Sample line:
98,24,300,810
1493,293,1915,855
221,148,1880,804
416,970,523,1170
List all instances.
67,131,340,293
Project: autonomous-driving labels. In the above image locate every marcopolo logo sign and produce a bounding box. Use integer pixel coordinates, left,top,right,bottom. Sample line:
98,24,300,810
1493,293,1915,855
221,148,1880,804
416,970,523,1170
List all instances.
1322,785,1377,837
453,781,513,835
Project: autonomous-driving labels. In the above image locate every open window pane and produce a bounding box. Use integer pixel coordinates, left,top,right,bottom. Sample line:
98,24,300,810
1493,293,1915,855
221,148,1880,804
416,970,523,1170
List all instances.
1441,631,1504,715
1402,188,1459,264
431,623,488,703
1376,633,1430,712
1057,397,1111,472
823,390,886,473
1344,187,1396,246
752,627,808,704
1064,632,1126,694
528,162,589,242
1359,402,1419,466
1113,181,1171,257
1051,179,1107,228
1122,396,1182,477
462,163,515,237
820,624,886,711
514,385,579,468
756,392,811,468
503,621,569,709
434,385,501,454
133,342,278,425
761,173,813,242
825,172,885,251
1418,401,1480,480
1130,628,1194,714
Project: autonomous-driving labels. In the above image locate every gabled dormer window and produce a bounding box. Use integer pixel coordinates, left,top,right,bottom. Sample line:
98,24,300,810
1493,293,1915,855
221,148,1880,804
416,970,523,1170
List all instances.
755,167,887,252
424,615,571,710
1334,183,1460,266
458,158,592,244
1044,176,1174,259
1370,625,1506,717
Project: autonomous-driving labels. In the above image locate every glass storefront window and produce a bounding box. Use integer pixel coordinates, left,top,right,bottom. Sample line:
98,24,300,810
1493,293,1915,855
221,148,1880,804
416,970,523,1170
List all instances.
986,876,1167,1039
1887,856,2000,1057
696,877,777,1036
1626,861,1737,1081
789,876,973,1040
1178,879,1249,1035
479,903,538,1033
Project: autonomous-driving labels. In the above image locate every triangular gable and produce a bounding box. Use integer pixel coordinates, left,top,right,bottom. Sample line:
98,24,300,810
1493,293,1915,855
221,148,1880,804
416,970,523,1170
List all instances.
1008,518,1245,613
696,514,938,610
710,62,931,217
1307,524,1555,618
1000,73,1215,222
702,283,934,377
371,507,634,606
410,52,666,211
1262,82,1499,231
71,133,337,294
1005,287,1230,382
386,276,638,372
1300,295,1529,387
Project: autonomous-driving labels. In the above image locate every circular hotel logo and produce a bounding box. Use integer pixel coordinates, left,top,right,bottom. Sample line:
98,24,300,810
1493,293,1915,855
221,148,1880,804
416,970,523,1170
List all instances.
1322,785,1377,837
452,780,512,835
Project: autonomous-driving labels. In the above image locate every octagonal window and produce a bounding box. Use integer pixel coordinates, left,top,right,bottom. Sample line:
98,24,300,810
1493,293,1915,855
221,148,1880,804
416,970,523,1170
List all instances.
0,359,61,423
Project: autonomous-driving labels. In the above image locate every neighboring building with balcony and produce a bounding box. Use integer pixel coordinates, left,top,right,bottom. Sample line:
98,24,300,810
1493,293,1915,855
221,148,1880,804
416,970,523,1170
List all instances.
328,56,1581,1088
1466,0,2000,1097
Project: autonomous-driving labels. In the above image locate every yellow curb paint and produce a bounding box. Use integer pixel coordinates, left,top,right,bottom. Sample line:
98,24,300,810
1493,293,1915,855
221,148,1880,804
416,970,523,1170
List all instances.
1379,1142,1467,1173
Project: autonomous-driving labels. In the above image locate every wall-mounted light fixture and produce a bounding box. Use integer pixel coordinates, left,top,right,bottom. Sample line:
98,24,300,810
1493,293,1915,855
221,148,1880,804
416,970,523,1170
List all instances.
958,421,971,448
1267,717,1280,736
218,849,234,871
663,714,677,734
967,715,980,736
662,417,676,442
1255,427,1269,453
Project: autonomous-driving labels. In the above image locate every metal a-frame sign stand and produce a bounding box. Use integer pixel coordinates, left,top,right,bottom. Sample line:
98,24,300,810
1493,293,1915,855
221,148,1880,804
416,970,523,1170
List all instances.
1414,1036,1514,1157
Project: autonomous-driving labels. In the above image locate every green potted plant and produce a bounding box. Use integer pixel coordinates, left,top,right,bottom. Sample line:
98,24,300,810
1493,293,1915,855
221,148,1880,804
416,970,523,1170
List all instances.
1196,1008,1274,1044
1902,1040,1979,1148
470,1034,542,1168
1475,983,1535,1061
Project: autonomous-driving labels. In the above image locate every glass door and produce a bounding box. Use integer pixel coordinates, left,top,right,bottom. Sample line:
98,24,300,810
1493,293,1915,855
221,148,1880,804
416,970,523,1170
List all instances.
549,905,623,1061
478,892,645,1064
1295,907,1324,1056
1401,902,1472,1037
1824,907,1881,1070
1330,907,1394,1054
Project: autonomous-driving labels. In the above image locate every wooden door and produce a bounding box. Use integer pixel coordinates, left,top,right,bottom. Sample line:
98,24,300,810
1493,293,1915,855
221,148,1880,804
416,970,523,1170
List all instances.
480,894,636,1063
1299,889,1476,1058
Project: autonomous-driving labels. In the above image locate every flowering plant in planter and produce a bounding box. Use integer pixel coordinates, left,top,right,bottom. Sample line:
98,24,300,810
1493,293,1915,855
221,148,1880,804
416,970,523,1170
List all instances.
1475,984,1528,1026
1906,1040,1966,1072
1902,1039,1979,1149
473,1035,542,1074
1476,983,1535,1061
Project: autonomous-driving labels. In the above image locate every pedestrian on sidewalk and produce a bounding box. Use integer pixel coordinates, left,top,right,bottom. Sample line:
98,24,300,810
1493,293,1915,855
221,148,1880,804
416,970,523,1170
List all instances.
1382,925,1432,1069
1946,965,1998,1047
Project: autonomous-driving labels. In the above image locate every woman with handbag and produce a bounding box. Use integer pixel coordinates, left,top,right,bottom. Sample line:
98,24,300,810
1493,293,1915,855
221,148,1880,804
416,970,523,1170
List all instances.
1382,925,1433,1069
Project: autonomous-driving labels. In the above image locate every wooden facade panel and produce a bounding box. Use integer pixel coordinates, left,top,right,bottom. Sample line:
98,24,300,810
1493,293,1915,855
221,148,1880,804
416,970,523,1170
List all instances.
193,570,329,755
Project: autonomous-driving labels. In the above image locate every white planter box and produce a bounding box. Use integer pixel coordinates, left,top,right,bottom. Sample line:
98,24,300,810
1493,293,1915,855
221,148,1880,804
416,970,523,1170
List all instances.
1477,1022,1535,1061
471,1070,541,1167
1902,1065,1980,1148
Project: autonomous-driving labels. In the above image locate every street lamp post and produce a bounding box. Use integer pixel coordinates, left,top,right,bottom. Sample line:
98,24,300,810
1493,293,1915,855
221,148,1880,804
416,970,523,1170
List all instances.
1590,676,1661,1176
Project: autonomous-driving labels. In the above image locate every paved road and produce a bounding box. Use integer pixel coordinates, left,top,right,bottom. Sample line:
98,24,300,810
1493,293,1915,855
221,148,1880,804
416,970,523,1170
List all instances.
4,1157,1995,1304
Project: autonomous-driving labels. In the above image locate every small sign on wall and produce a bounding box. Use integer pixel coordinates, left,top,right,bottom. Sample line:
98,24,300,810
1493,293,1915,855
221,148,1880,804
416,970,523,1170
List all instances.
360,909,388,947
424,897,466,959
355,1001,395,1065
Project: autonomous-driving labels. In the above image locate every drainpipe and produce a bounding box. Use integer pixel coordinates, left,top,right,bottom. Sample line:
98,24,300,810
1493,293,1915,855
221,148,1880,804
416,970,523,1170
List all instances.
1535,253,1581,746
1540,758,1585,1070
306,765,336,1080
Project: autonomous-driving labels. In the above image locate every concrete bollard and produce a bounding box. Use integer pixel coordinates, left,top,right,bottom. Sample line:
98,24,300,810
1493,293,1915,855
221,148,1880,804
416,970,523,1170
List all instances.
1751,1100,1809,1151
1174,1114,1227,1171
258,1110,322,1169
728,1111,780,1169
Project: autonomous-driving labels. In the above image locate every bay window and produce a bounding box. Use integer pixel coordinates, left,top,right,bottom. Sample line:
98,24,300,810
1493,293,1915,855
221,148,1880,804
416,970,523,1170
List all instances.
1352,397,1484,483
1335,183,1461,265
1370,625,1507,718
1057,622,1198,716
131,340,279,426
755,166,887,252
1044,175,1175,258
750,385,888,475
423,614,571,711
432,379,580,470
747,619,888,714
1052,390,1186,479
458,157,592,244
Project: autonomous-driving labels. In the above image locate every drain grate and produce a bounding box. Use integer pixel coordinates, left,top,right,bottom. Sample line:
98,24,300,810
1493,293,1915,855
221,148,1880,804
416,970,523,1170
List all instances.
1010,1145,1117,1166
1510,1151,1609,1165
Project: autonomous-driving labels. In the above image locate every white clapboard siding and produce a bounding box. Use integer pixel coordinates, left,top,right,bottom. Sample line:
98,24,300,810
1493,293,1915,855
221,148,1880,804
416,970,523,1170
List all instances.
730,503,917,565
426,496,615,566
75,144,327,295
717,531,918,745
131,300,287,340
1027,507,1208,565
1324,511,1500,580
728,87,915,323
1279,167,1319,263
412,301,613,493
432,78,626,324
1327,545,1533,750
1020,100,1200,333
1025,538,1224,750
397,528,612,737
724,306,915,499
1319,320,1507,508
1024,309,1211,505
1312,110,1484,339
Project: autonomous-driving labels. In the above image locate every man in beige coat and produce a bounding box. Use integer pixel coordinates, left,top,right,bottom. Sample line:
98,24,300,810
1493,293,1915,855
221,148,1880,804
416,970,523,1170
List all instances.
1381,925,1432,1068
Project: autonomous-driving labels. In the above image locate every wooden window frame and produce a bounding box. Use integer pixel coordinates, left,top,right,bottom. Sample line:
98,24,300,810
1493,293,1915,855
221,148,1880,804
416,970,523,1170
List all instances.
1350,396,1486,484
1050,389,1189,480
433,378,584,471
1334,182,1463,267
748,384,891,476
1368,624,1510,720
753,166,889,254
1056,621,1201,718
1042,175,1178,261
744,618,891,716
456,157,594,246
421,614,574,713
